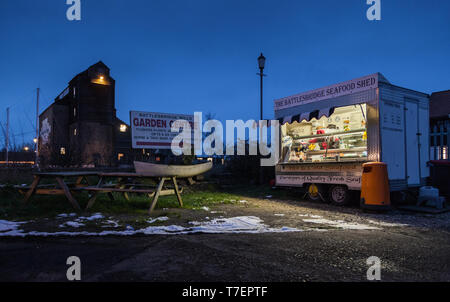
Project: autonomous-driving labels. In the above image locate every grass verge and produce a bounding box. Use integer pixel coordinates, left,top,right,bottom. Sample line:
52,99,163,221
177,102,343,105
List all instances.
0,184,242,221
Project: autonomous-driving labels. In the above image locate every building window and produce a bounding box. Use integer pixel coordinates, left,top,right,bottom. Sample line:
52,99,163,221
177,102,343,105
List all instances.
73,87,76,98
74,128,77,136
73,107,77,117
120,124,127,132
117,153,124,161
60,147,66,155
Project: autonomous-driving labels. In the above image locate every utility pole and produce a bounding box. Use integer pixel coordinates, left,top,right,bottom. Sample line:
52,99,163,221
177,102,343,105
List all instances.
6,107,9,165
35,88,40,168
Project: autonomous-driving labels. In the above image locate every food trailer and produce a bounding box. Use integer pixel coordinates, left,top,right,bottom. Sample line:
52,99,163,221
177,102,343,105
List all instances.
274,73,429,205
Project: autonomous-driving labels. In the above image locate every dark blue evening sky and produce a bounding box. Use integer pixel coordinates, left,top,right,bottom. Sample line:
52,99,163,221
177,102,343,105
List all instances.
0,0,449,144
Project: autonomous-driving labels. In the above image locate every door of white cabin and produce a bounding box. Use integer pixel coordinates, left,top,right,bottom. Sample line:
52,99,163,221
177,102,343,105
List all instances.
404,101,420,185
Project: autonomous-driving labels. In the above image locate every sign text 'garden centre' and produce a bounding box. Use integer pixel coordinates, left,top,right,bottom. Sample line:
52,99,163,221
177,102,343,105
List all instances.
130,111,194,149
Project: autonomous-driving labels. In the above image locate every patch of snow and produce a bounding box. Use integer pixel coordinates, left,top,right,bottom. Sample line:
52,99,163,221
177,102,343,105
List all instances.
366,220,408,227
201,206,210,211
274,213,285,217
238,200,248,203
303,218,381,230
56,213,77,219
59,221,85,228
6,214,392,237
188,216,302,234
298,214,322,218
265,195,273,198
102,220,120,228
0,216,302,237
147,216,169,224
77,213,104,221
0,220,25,232
142,225,187,234
279,226,299,231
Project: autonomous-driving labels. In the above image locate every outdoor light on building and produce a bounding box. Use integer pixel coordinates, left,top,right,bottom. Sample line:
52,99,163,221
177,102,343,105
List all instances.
33,138,37,143
24,146,29,151
91,72,109,85
120,124,127,132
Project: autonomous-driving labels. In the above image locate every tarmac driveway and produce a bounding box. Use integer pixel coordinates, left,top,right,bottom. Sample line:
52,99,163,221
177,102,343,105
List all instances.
1,197,449,281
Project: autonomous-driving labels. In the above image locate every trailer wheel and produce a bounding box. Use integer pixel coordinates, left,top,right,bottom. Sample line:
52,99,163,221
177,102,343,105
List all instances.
328,185,350,206
307,183,324,202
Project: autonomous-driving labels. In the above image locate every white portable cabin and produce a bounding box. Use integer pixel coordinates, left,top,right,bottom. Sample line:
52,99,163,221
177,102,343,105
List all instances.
274,73,429,203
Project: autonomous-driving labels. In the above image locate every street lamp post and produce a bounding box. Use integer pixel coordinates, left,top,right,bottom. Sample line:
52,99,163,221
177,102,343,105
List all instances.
257,53,266,120
257,53,266,186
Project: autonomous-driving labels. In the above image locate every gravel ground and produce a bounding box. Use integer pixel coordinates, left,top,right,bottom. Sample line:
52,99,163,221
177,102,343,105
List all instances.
0,196,449,281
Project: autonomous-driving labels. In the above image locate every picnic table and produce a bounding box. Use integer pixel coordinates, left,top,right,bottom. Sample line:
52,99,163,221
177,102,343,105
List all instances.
17,171,98,210
17,171,184,214
83,173,183,213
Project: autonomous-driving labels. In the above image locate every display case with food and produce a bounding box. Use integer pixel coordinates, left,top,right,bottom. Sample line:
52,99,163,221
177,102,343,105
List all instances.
280,104,367,164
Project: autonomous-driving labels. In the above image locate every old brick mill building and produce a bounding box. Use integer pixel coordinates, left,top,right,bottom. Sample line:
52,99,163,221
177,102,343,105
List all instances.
38,61,133,167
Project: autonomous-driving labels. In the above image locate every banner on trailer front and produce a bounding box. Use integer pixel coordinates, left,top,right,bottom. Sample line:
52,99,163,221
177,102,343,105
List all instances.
130,111,194,149
274,73,379,111
276,162,364,190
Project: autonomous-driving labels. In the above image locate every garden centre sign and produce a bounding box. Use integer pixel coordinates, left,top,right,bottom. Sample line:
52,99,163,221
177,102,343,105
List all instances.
130,111,194,149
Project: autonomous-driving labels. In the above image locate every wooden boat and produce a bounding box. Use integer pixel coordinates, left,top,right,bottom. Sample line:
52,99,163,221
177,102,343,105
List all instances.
133,161,213,178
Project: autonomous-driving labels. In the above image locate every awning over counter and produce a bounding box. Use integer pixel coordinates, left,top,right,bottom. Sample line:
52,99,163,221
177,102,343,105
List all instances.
277,107,335,125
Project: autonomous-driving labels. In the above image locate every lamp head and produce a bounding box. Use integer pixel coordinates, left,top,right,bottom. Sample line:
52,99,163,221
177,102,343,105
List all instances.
258,53,266,70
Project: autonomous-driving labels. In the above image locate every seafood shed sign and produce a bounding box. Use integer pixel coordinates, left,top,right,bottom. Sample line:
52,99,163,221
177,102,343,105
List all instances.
274,73,378,111
130,111,194,149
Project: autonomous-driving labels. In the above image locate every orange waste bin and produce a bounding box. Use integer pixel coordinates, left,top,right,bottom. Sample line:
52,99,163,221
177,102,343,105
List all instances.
360,162,390,210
